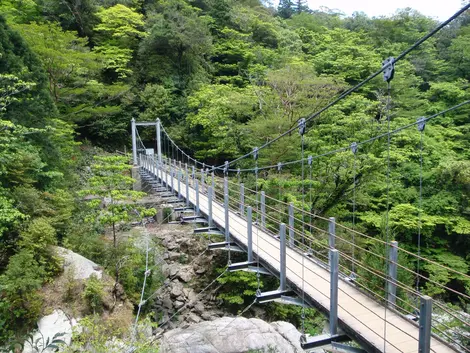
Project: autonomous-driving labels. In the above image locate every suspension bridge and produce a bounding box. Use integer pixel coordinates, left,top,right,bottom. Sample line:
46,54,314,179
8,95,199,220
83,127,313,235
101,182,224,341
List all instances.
131,114,469,353
128,5,470,352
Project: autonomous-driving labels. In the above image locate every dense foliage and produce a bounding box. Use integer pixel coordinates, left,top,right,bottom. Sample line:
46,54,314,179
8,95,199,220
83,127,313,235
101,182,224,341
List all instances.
1,0,470,347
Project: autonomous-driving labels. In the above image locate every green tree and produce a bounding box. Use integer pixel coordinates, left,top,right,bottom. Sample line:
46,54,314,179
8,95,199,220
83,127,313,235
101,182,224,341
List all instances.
277,0,294,19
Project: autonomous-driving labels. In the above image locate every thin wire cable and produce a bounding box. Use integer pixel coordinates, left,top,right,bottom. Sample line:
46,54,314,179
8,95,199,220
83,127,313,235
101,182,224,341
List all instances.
221,99,470,174
352,147,357,275
212,3,470,171
417,126,424,297
384,80,392,352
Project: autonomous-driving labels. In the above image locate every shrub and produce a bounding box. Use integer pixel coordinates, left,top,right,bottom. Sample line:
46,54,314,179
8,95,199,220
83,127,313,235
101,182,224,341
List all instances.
82,274,104,314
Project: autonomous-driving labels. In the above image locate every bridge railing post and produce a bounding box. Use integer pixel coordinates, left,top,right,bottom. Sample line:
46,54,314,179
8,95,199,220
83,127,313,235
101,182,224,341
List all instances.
211,171,215,195
224,192,230,244
131,118,137,165
261,191,266,230
328,217,336,250
201,169,205,194
224,177,228,195
177,170,181,200
156,118,162,164
280,223,287,291
170,166,174,191
419,296,432,353
195,180,200,216
247,206,253,262
240,183,245,215
208,186,213,228
328,217,336,267
185,164,190,207
388,241,398,308
330,249,339,335
288,203,294,248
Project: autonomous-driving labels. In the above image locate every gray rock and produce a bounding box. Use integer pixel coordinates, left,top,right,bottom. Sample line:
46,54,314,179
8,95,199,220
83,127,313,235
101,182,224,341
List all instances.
54,246,102,280
177,267,193,283
175,301,185,309
161,317,304,353
170,281,184,298
195,267,206,275
169,264,179,277
193,301,204,315
187,313,201,324
162,296,173,310
23,310,77,353
168,251,181,261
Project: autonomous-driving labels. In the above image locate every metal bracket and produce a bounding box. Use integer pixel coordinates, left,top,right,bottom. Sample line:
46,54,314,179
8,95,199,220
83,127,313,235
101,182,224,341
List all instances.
180,216,208,224
417,116,426,132
193,227,223,236
208,241,243,252
274,295,309,307
256,289,295,303
382,57,395,82
350,142,358,154
224,161,229,175
298,118,306,136
228,261,271,276
301,333,350,349
253,147,259,161
331,342,367,353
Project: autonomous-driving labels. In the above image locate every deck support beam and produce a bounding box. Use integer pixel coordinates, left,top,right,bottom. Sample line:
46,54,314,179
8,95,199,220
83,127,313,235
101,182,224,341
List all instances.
301,333,349,350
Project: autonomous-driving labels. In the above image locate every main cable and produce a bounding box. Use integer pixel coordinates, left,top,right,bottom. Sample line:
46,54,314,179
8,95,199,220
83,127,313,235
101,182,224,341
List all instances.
212,3,470,171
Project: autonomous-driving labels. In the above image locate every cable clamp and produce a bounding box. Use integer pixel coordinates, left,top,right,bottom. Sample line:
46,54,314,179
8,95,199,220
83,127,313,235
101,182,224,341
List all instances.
237,168,241,176
307,155,313,166
277,162,283,171
382,57,395,82
350,142,358,154
224,161,229,175
253,147,259,161
417,117,426,132
298,118,306,136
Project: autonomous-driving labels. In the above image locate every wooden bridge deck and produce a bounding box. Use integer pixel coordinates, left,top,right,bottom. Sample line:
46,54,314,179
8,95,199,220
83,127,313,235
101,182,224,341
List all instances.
154,167,457,353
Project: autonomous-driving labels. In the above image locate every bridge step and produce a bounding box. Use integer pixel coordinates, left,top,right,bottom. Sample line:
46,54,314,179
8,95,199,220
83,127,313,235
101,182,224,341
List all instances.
228,261,272,275
301,333,349,350
208,241,243,252
193,227,223,235
165,199,183,204
273,295,309,307
256,289,294,303
180,216,208,224
174,207,194,212
331,342,367,353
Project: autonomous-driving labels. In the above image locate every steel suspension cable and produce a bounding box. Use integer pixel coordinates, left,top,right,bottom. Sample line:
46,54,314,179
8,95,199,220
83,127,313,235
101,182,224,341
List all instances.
212,3,470,171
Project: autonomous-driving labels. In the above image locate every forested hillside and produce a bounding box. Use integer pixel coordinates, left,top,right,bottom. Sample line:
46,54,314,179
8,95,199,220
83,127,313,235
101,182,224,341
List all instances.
1,0,470,347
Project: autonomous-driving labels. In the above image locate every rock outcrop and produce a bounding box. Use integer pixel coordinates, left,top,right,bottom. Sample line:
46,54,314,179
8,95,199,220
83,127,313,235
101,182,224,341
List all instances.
22,309,77,353
160,317,304,353
54,246,102,280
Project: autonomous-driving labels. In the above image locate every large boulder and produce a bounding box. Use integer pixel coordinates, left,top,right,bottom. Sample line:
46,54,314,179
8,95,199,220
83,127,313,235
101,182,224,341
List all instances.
22,310,78,353
55,246,102,280
160,317,304,353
